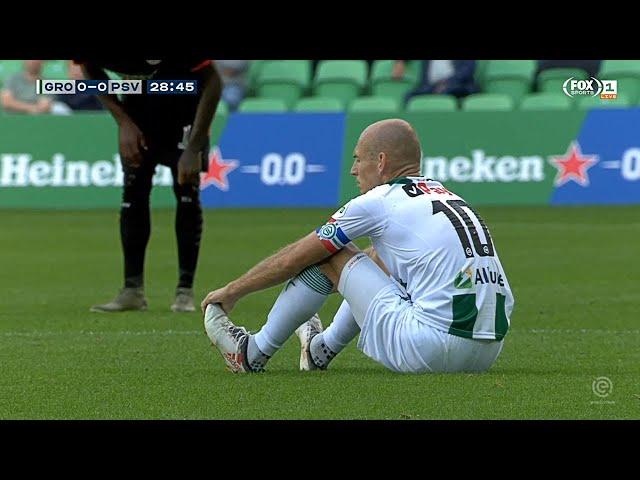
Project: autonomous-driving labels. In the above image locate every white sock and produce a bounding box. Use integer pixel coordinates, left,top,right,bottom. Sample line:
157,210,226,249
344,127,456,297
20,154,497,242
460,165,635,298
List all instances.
321,299,360,353
309,299,360,368
252,266,332,358
246,335,270,371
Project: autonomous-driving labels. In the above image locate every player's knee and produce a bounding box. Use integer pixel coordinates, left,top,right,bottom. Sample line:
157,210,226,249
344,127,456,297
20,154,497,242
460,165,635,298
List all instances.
121,188,151,211
173,183,201,205
317,262,339,287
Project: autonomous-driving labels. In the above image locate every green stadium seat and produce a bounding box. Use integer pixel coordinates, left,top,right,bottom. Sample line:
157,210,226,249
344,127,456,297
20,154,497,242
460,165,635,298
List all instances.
483,60,537,103
256,60,311,108
406,95,457,112
43,60,67,79
462,93,515,112
246,60,268,96
519,93,572,111
348,96,401,113
216,100,229,116
293,97,344,112
474,60,489,89
575,93,631,109
313,60,368,105
537,68,588,95
0,60,23,87
370,60,420,103
598,60,640,103
237,98,288,112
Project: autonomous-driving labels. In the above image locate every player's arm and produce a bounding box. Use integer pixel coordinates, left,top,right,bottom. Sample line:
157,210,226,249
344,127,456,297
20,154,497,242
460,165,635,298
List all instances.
79,63,129,124
201,231,332,313
177,62,222,185
0,89,39,113
79,62,147,166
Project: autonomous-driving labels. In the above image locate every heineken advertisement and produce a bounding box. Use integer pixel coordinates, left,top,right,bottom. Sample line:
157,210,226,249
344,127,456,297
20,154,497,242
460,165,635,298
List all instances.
1,109,639,208
0,113,227,208
340,110,640,205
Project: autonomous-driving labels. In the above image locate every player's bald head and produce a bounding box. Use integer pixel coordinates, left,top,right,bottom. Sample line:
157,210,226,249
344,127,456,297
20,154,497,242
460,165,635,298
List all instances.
357,119,421,170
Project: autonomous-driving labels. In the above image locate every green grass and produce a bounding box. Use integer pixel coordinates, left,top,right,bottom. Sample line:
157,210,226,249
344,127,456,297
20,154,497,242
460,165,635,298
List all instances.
1,206,639,419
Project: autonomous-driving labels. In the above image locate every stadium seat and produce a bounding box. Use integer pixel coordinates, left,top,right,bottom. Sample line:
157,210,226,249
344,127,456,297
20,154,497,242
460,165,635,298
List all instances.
216,101,229,116
348,96,401,113
519,93,572,111
0,60,23,87
575,93,631,109
370,60,420,103
293,97,344,112
483,60,537,104
43,60,67,79
237,98,288,112
246,60,268,96
598,60,640,103
313,60,368,105
461,93,515,112
406,95,458,112
256,60,311,108
537,68,589,94
474,60,489,90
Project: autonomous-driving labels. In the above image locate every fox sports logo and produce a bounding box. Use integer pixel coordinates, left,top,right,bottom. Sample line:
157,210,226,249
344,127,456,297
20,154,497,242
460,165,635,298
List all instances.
563,77,603,98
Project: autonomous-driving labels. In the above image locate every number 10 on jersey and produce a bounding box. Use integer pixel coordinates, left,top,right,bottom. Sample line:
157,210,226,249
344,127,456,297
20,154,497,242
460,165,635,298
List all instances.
432,200,495,258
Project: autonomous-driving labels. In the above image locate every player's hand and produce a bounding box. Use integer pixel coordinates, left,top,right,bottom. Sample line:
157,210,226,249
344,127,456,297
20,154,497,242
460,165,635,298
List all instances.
201,286,240,314
118,118,147,168
177,148,201,186
36,99,52,113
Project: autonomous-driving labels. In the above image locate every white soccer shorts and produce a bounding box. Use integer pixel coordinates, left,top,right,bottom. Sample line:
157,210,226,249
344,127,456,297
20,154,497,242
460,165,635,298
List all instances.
337,253,504,373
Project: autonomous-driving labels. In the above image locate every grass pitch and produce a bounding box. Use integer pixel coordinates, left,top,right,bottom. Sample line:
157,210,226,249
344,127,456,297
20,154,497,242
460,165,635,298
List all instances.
1,206,638,419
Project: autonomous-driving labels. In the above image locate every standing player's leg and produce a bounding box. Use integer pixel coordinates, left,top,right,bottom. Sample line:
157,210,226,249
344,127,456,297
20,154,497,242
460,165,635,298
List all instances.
121,160,155,289
169,151,204,312
90,158,155,312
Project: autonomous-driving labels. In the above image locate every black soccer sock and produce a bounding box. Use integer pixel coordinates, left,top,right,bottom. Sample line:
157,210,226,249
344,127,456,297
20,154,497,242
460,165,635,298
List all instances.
120,168,153,289
174,182,203,289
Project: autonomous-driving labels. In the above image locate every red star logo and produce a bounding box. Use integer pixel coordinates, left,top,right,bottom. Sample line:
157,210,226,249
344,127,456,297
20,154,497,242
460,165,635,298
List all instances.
549,142,598,187
200,147,239,191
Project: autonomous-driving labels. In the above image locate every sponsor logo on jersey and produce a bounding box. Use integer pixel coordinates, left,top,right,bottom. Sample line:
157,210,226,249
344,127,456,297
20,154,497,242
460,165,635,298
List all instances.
474,267,505,287
332,203,349,219
402,181,454,198
454,267,474,289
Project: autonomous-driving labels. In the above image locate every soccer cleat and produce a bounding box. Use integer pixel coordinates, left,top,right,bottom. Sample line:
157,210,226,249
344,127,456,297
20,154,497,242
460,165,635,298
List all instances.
171,287,196,313
203,304,262,373
295,314,325,371
90,287,148,313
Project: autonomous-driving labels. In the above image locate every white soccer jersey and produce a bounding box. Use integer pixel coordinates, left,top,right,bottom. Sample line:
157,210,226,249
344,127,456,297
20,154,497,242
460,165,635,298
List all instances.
316,177,514,340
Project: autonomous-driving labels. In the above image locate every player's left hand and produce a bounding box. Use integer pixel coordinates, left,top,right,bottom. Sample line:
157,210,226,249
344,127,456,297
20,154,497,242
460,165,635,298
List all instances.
201,286,240,314
177,148,202,186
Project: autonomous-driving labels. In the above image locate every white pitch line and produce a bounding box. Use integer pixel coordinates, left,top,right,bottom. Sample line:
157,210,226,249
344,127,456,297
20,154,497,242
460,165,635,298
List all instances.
0,330,203,338
0,328,639,338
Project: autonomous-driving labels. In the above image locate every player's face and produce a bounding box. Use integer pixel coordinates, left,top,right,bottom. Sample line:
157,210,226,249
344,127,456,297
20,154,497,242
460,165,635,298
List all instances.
351,144,381,194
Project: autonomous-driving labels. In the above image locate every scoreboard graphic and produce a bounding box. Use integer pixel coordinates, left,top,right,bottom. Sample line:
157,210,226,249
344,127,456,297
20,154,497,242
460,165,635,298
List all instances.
36,79,198,95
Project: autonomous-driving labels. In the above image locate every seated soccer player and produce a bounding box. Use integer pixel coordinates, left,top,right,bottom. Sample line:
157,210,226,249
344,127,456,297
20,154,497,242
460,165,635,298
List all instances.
201,119,514,373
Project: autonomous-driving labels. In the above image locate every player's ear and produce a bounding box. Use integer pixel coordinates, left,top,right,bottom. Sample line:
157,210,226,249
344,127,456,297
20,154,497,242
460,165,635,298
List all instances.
378,152,386,175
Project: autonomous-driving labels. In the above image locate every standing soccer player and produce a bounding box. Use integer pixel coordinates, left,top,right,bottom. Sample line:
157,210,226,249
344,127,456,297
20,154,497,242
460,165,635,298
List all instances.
81,60,222,313
201,119,514,373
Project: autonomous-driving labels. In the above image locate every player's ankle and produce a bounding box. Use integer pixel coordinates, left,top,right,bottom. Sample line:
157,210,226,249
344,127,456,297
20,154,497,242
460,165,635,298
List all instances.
247,335,271,371
310,333,337,369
